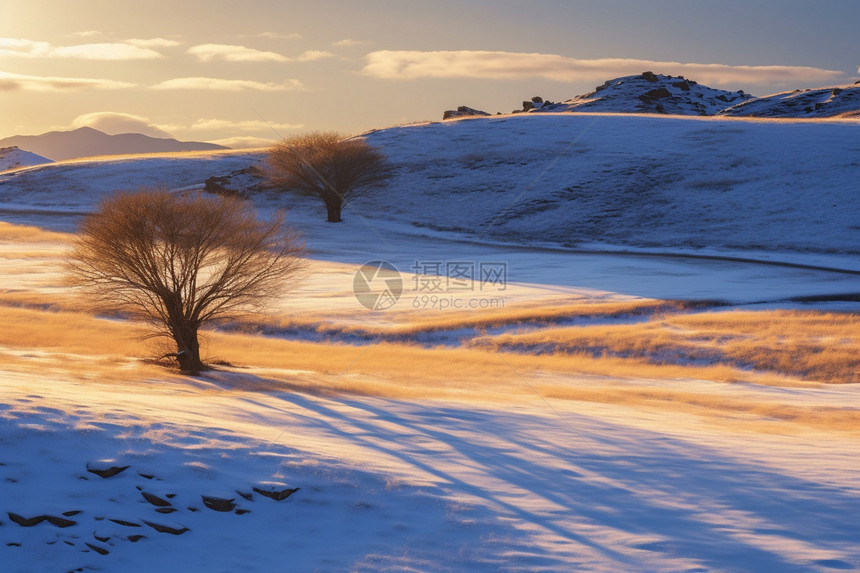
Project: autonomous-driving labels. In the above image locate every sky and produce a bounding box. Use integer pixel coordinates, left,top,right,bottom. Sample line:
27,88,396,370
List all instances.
1,0,857,148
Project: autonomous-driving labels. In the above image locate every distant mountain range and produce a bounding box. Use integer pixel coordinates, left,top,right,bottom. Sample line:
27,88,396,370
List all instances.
0,127,228,162
444,72,860,119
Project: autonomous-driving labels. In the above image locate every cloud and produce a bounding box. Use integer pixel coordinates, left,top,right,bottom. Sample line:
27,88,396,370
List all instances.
187,43,288,63
71,112,173,137
362,50,847,87
189,118,303,133
127,37,182,49
294,50,333,62
0,71,134,91
240,32,302,40
207,135,282,149
0,38,163,60
332,39,365,47
151,77,305,91
186,43,333,63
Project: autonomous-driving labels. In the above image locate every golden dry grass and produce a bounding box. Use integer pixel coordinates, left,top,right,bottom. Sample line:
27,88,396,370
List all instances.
0,306,146,355
1,303,858,435
0,221,70,242
475,309,860,384
0,303,776,392
1,219,857,435
252,297,691,339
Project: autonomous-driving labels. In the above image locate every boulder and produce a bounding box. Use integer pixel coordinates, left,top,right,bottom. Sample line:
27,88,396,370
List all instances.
201,495,237,512
442,106,491,120
253,485,300,501
87,463,130,479
139,490,172,507
644,87,672,100
641,71,659,82
108,518,142,527
8,513,45,527
85,542,110,555
204,176,234,196
141,520,189,535
44,515,77,528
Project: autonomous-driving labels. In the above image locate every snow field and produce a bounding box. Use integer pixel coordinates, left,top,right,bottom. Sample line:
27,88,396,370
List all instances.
1,114,859,571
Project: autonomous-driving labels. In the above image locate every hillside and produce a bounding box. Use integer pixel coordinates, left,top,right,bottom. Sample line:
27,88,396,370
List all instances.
0,150,260,227
525,72,752,115
0,127,228,161
448,73,860,119
1,112,860,573
0,146,52,172
360,114,860,259
1,115,858,264
720,83,860,118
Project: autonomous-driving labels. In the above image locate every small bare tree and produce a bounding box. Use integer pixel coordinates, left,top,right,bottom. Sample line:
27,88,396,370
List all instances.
266,132,389,222
68,189,304,374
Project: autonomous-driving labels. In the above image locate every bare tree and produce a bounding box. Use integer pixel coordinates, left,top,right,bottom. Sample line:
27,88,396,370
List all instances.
68,189,304,374
266,132,389,222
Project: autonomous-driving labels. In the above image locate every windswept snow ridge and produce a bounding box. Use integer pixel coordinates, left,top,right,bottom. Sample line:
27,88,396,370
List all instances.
0,146,52,172
720,83,860,118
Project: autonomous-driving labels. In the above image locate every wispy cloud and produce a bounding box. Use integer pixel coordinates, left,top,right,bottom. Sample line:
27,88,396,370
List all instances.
363,50,847,86
189,118,303,132
0,71,134,91
0,38,164,60
187,43,288,63
332,39,365,47
294,50,333,62
71,112,173,137
239,32,302,40
151,77,305,91
208,135,283,149
127,38,182,49
187,43,334,63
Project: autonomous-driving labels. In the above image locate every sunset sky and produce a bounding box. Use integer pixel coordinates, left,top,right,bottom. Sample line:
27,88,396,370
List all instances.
1,0,857,148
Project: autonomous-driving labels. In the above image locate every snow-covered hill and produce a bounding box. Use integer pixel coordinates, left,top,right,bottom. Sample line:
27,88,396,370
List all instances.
0,146,52,172
1,115,858,264
720,83,860,118
449,73,860,119
360,114,860,259
2,112,860,573
0,150,261,219
524,72,752,115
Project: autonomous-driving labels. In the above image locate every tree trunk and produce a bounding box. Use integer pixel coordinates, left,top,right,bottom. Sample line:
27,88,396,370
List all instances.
324,198,343,223
172,323,205,374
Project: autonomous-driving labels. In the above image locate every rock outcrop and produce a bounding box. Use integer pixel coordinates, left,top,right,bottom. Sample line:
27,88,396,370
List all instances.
443,106,492,120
